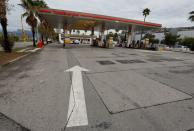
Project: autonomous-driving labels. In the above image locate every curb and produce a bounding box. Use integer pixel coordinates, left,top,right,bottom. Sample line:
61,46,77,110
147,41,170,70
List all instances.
0,48,42,69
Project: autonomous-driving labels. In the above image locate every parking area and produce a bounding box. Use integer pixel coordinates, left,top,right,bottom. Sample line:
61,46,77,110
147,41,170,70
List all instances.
1,43,194,131
69,45,193,113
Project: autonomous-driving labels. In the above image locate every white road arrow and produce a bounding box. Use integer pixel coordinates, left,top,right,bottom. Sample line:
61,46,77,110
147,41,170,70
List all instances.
65,66,89,127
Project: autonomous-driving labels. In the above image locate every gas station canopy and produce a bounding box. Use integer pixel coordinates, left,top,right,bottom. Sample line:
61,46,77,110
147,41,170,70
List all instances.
38,8,162,31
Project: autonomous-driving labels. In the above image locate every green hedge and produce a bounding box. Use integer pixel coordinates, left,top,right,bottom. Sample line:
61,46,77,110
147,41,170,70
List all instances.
0,34,19,49
182,37,194,51
0,34,19,42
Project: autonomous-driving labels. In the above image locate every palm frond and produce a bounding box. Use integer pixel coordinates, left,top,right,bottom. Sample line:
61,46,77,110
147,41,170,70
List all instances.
20,0,30,10
188,15,194,22
143,8,151,16
189,11,194,14
188,10,194,22
21,12,29,18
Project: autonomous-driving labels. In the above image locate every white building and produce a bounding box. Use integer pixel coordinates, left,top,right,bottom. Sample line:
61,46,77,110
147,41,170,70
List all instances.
134,29,194,43
178,30,194,39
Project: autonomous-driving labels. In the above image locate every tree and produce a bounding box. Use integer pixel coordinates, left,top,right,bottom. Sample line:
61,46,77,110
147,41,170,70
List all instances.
0,0,11,52
188,11,194,22
38,20,55,43
106,32,114,40
182,37,194,50
143,8,151,22
38,19,47,43
153,39,159,44
140,8,151,40
113,32,118,41
22,12,37,47
20,0,47,47
84,30,87,34
164,33,181,46
76,30,80,35
121,30,127,42
143,33,155,43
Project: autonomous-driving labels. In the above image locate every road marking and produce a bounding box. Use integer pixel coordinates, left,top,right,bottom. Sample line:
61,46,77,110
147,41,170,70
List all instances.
66,66,89,127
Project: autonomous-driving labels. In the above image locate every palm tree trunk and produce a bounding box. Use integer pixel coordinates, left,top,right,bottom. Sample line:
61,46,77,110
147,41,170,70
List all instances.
41,34,44,45
140,16,146,42
140,30,143,40
46,36,48,44
32,28,36,47
0,17,11,52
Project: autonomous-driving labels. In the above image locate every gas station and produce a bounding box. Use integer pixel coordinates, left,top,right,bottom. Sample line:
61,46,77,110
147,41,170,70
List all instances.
38,8,162,48
2,3,194,131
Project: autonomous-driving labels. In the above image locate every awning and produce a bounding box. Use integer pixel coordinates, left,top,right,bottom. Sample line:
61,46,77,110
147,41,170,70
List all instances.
38,8,162,31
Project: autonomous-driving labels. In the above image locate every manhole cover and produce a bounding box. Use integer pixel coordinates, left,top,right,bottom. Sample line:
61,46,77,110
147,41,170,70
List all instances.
97,60,115,65
116,60,146,64
116,60,131,64
111,53,124,57
130,60,146,63
129,53,137,56
112,53,119,56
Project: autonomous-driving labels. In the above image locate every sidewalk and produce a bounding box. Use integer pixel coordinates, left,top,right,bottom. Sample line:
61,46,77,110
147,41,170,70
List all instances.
0,52,27,66
0,46,41,67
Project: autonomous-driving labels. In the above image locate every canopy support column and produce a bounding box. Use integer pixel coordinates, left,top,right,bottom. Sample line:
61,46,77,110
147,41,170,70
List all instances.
91,27,95,45
63,22,68,47
100,22,105,47
64,22,68,34
127,25,135,47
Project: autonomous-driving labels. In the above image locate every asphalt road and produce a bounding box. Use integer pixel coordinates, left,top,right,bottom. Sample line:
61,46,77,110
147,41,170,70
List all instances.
0,43,194,131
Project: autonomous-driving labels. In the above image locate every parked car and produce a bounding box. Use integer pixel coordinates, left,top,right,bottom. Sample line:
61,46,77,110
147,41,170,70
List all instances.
173,45,190,52
47,38,52,43
73,39,80,44
113,41,118,47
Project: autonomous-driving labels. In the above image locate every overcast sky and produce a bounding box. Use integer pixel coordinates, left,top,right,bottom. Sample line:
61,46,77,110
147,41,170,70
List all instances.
6,0,194,31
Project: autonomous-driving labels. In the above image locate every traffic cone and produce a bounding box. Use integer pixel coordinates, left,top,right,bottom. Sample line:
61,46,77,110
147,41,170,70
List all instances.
37,39,43,48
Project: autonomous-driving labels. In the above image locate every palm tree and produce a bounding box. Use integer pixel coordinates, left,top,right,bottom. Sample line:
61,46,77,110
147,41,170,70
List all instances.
22,12,37,47
20,0,47,47
189,11,194,22
0,0,11,52
38,19,47,43
140,8,151,41
143,8,151,22
38,19,54,44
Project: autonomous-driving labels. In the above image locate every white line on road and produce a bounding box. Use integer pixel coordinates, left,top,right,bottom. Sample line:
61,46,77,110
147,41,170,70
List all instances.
66,66,89,127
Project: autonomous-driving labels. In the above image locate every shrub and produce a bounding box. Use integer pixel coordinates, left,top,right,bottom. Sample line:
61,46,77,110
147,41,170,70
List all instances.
153,39,159,44
143,33,155,43
182,37,194,51
0,34,15,50
164,33,181,46
160,39,164,44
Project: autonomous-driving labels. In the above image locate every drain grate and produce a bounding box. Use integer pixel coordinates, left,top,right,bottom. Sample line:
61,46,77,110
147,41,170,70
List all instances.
116,60,131,64
129,53,138,56
130,60,146,63
116,59,146,64
97,60,115,65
